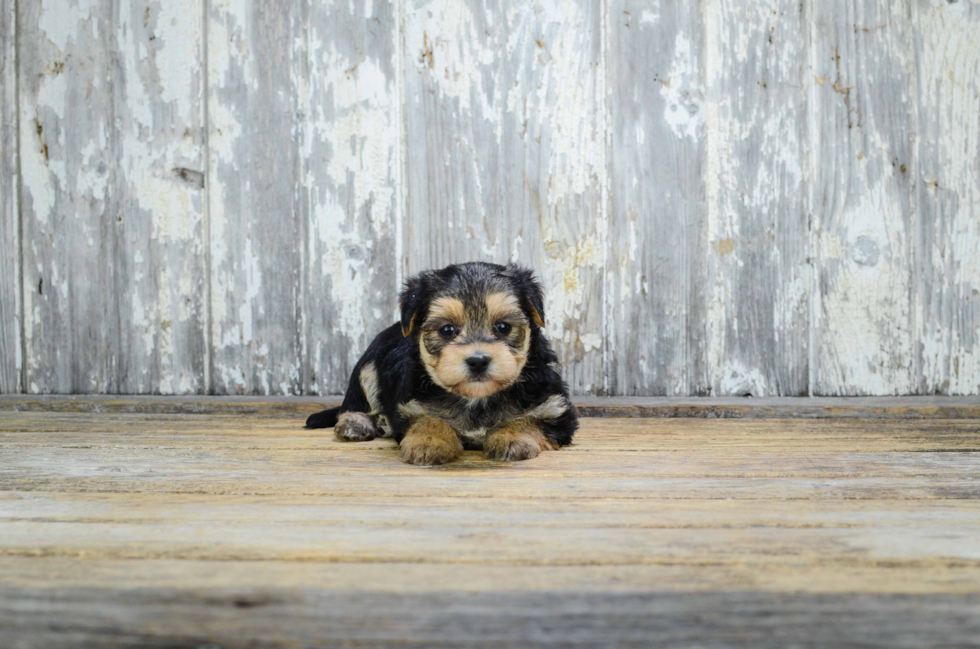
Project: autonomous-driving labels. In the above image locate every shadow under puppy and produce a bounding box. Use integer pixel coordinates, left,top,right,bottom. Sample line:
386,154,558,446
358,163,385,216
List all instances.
306,262,578,465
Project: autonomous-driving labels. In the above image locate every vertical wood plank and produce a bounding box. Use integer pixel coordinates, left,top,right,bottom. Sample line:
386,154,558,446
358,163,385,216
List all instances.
0,0,18,393
305,0,399,395
19,0,207,394
913,0,980,395
809,0,916,395
208,0,305,395
402,0,606,394
704,0,809,396
606,1,707,396
19,0,113,393
114,0,208,394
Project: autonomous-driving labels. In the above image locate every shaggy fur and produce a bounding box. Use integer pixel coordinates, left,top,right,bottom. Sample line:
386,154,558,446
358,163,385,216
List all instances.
305,262,578,465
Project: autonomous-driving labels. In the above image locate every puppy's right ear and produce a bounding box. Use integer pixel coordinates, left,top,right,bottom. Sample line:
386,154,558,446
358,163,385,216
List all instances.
399,271,433,337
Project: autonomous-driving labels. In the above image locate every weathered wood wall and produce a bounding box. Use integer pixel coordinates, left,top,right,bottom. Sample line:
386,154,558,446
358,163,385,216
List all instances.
1,0,978,396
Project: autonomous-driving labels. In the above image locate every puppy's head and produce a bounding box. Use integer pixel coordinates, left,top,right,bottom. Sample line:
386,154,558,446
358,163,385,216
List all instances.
400,263,546,399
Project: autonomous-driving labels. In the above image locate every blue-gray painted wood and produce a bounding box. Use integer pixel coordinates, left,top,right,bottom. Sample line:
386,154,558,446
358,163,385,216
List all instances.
208,0,398,397
401,0,607,394
810,0,916,395
207,0,306,396
0,0,18,393
2,0,979,396
704,0,809,397
913,0,980,396
304,0,400,395
606,0,707,396
18,0,207,394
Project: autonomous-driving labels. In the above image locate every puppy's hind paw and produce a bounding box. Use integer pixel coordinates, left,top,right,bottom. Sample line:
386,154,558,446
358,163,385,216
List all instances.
335,412,378,442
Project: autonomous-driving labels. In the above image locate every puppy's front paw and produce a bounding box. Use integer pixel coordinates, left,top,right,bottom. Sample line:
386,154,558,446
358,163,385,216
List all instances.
401,436,463,465
335,412,377,442
484,434,541,461
484,421,556,462
400,417,463,465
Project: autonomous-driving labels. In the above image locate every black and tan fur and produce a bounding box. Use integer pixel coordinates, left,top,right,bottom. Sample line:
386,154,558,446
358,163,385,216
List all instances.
305,262,578,465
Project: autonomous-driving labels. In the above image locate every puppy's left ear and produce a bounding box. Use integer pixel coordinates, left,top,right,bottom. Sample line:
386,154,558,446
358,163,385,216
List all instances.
398,271,433,337
507,264,546,328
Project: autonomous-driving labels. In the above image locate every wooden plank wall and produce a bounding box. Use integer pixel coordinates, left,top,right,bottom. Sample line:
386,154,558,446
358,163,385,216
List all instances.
18,0,208,394
913,0,980,395
2,0,978,396
0,0,18,393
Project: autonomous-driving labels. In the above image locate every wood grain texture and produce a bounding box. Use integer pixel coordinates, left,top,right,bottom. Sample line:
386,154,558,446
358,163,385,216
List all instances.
304,0,399,395
3,415,980,500
6,1,980,397
4,394,980,419
402,0,606,394
0,0,18,394
3,588,978,649
913,0,980,396
810,0,916,395
704,0,809,397
19,0,115,393
1,410,979,646
113,0,208,395
606,1,707,396
207,0,306,395
18,0,207,394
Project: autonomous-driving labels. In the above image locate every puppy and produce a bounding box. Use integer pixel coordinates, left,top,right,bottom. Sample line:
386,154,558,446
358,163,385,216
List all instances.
306,262,578,465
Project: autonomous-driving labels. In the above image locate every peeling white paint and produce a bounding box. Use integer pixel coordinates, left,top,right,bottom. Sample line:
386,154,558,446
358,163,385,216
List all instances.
915,0,980,395
660,31,703,140
808,0,916,396
538,0,604,206
580,333,602,353
38,0,100,51
9,0,980,398
22,73,70,227
155,0,202,120
640,9,659,26
704,0,807,395
305,9,399,393
403,0,495,114
718,360,769,396
538,231,600,354
316,52,396,239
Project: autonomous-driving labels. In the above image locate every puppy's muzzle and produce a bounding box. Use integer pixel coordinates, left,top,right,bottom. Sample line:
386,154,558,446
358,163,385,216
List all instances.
465,353,491,376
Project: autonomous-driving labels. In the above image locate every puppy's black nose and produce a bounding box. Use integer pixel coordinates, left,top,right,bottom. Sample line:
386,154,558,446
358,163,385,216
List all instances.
465,354,491,374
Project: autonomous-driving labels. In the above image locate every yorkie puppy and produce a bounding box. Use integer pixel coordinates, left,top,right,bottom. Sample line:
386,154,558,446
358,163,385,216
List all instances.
306,262,577,465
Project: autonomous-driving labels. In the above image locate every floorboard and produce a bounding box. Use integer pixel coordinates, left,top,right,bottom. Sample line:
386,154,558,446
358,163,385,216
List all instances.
1,405,978,647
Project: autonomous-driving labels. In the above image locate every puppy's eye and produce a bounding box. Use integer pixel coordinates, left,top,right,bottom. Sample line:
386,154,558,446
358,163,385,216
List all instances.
438,324,458,339
494,322,512,336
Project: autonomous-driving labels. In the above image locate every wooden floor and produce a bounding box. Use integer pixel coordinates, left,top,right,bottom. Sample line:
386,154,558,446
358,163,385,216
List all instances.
1,402,979,647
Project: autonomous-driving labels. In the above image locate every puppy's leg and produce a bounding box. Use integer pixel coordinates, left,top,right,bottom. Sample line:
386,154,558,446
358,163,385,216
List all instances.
484,419,558,462
400,416,463,466
335,412,378,442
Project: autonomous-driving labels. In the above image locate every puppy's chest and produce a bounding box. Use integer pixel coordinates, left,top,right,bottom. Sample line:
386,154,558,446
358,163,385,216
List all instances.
403,399,517,443
442,409,505,442
455,426,489,446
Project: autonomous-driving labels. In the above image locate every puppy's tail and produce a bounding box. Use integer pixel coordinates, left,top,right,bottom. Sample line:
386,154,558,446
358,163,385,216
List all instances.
306,406,342,429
